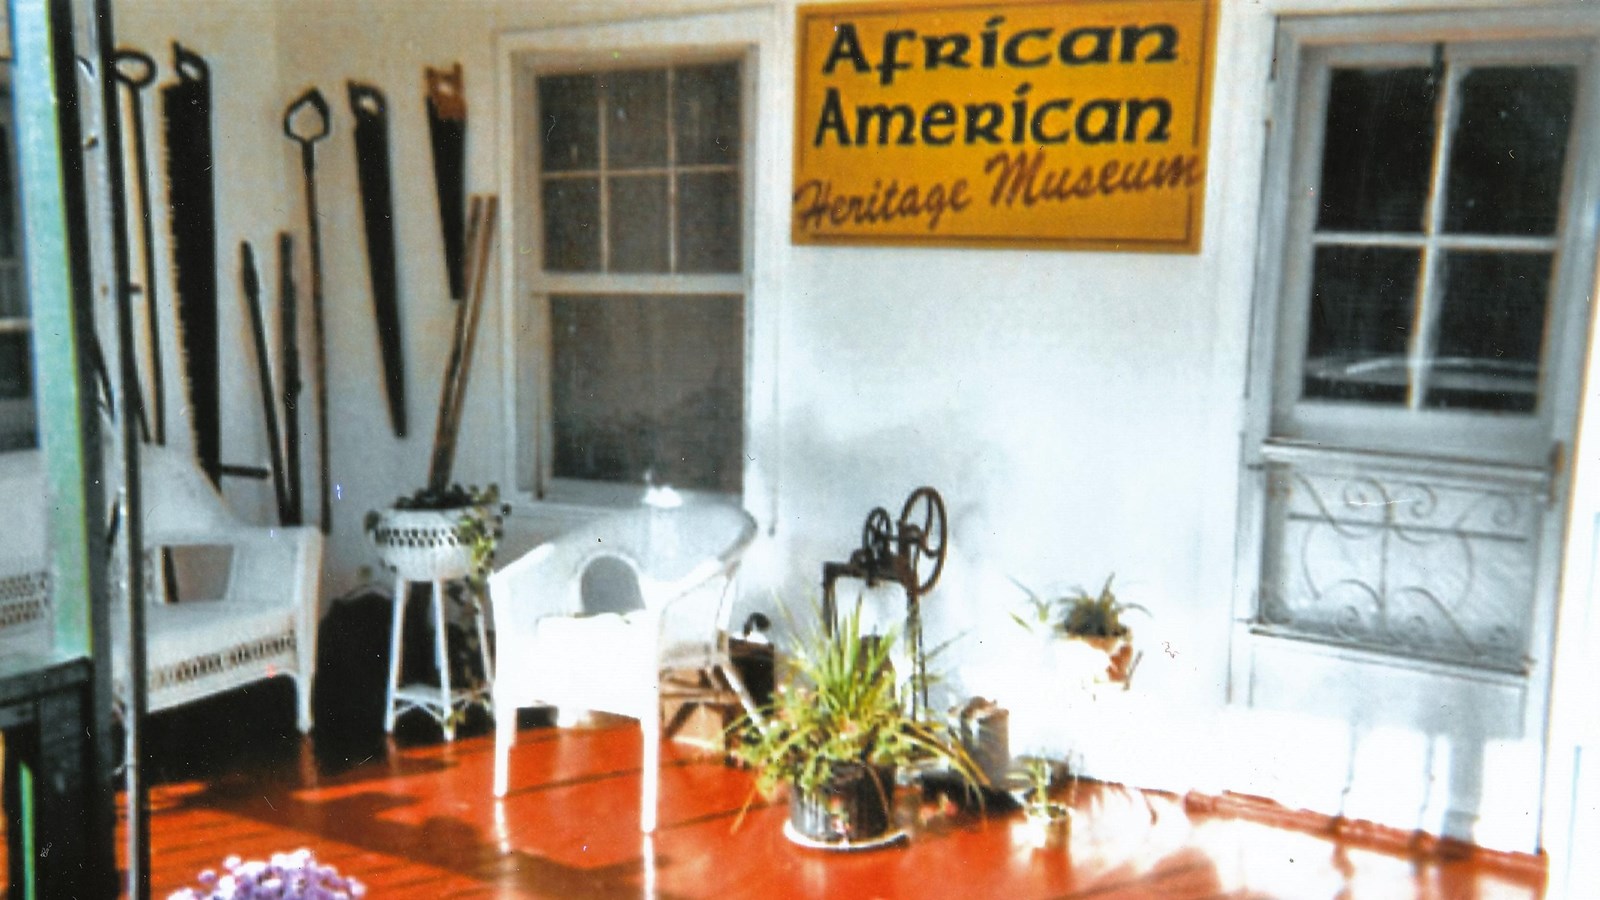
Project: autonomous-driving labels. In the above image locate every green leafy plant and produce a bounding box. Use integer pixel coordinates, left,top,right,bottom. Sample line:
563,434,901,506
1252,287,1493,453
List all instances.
1017,755,1075,819
1009,574,1148,639
364,483,510,593
731,601,984,818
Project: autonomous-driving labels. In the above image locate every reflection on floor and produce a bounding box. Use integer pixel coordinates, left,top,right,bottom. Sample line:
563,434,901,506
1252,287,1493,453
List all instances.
1,593,1552,897
115,717,1537,898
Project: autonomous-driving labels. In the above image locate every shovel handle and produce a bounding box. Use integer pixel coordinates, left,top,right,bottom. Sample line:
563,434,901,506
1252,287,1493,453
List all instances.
284,87,331,145
113,48,156,89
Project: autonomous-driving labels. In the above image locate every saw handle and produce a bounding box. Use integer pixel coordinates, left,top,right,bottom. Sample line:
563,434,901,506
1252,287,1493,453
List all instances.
283,87,331,145
173,42,208,85
112,48,155,88
347,81,386,120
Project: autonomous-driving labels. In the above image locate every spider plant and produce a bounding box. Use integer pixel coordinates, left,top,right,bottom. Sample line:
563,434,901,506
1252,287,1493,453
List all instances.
732,600,984,818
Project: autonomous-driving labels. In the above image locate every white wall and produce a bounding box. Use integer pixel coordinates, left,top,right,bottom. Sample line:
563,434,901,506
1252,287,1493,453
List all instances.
109,0,1600,861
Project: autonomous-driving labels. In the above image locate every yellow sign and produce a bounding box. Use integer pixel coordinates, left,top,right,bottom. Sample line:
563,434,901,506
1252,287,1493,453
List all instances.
793,0,1217,252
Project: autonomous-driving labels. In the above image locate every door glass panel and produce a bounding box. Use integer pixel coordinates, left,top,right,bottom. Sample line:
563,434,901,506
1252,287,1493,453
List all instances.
1303,245,1418,404
1426,251,1551,413
1316,67,1437,232
538,74,599,172
1444,66,1576,236
608,175,669,272
550,293,744,492
605,69,668,168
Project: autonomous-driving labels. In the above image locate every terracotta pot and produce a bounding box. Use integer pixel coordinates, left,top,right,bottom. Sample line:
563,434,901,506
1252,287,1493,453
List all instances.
788,763,897,844
1071,634,1135,684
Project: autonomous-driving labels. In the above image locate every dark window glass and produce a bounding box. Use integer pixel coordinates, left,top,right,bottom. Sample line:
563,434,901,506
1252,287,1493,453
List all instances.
675,62,741,166
0,123,15,260
538,74,599,173
1426,251,1551,412
1316,68,1437,233
608,175,670,272
550,294,744,492
1303,245,1420,404
677,171,740,273
1444,66,1575,236
542,178,601,272
0,331,30,399
605,69,668,168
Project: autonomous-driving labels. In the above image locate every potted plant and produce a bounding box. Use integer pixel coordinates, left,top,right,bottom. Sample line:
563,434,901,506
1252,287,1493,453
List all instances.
732,602,984,847
1011,574,1147,686
1014,755,1074,850
168,848,365,898
365,483,509,697
364,483,508,588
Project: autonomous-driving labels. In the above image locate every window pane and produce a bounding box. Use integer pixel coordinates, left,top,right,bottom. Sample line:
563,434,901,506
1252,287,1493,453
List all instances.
542,177,601,272
1425,251,1550,413
677,171,740,273
550,294,743,493
608,175,669,272
605,69,668,168
0,331,31,399
1444,66,1575,236
0,264,23,320
538,74,599,173
675,62,741,166
1303,245,1419,404
1316,68,1437,233
0,122,16,259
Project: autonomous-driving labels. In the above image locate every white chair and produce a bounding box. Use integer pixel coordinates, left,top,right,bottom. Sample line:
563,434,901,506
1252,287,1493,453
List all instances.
0,446,322,731
488,500,759,832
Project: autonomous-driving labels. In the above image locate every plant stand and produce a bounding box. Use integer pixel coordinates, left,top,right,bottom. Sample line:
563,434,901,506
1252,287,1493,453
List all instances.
372,507,494,741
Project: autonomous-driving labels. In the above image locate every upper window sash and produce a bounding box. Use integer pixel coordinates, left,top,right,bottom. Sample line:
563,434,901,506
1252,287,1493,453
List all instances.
1261,28,1596,462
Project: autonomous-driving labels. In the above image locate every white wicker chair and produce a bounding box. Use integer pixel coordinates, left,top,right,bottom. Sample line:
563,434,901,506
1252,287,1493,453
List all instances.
487,500,758,832
0,446,322,731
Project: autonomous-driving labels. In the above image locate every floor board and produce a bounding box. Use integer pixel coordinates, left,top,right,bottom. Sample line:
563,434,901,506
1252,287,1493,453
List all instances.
119,719,1542,899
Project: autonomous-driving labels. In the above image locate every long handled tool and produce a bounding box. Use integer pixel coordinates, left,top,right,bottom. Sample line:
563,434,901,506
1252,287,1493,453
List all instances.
114,47,164,445
427,194,497,491
163,43,220,482
278,232,304,526
240,242,290,524
284,88,332,533
426,63,468,301
348,81,408,438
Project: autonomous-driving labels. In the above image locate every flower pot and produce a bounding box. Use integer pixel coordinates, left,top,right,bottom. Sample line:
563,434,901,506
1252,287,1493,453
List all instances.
369,506,477,582
787,763,898,846
1020,803,1072,850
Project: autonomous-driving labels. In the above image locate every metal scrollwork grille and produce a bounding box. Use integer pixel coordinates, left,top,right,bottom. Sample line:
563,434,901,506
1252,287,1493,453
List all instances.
1259,459,1539,671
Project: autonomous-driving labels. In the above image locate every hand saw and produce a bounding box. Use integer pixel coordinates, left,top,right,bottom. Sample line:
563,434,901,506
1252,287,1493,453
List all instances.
348,82,407,438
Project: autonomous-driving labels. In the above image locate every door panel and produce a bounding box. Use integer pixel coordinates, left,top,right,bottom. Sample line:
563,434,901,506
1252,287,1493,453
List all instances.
1236,12,1600,850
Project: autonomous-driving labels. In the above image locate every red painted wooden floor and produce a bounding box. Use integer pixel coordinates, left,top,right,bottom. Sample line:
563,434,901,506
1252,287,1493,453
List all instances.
93,718,1541,899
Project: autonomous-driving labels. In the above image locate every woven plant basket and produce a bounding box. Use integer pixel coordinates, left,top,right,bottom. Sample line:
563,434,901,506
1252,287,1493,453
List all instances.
369,506,477,582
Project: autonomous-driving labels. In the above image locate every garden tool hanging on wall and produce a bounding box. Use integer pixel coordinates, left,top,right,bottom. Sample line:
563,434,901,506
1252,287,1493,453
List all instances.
348,81,408,438
278,232,304,526
284,87,332,533
426,63,467,301
427,194,497,492
162,43,219,482
239,242,290,525
114,46,164,446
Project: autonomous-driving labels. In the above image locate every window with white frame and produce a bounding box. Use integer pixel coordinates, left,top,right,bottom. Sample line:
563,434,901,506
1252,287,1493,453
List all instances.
1265,31,1594,464
0,75,35,451
522,57,745,498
